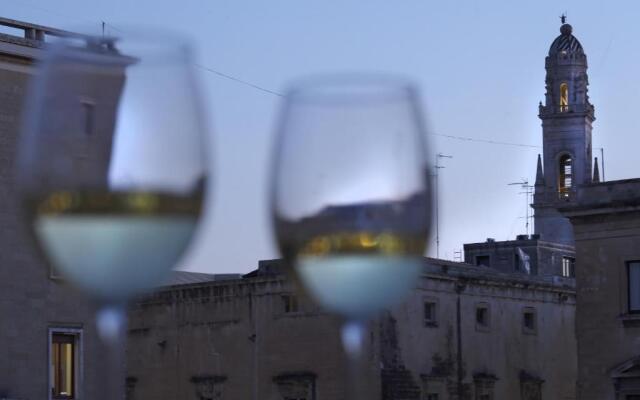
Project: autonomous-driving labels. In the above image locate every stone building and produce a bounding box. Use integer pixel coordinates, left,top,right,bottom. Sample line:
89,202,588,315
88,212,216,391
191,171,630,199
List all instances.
127,258,577,400
464,22,597,282
558,180,640,400
0,17,121,399
464,234,575,277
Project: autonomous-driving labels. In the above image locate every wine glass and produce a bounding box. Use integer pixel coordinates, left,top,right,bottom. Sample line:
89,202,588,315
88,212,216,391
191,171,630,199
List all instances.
17,30,208,398
270,74,431,398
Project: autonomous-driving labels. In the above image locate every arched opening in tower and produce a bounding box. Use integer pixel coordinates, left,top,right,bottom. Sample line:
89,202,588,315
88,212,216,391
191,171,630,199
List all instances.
558,154,573,198
559,83,569,112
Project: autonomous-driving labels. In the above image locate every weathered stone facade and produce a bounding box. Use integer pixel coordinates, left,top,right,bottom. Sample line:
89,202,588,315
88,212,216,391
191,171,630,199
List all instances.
0,18,112,400
127,259,577,400
464,235,575,277
559,179,640,400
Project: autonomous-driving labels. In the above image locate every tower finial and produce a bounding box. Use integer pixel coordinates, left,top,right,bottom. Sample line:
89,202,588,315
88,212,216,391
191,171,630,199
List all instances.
593,157,601,183
561,13,567,24
535,154,544,186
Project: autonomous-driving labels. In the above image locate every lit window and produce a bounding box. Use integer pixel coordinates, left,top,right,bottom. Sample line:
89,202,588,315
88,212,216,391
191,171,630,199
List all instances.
628,262,640,313
558,154,573,199
50,330,81,399
562,257,575,278
560,82,569,112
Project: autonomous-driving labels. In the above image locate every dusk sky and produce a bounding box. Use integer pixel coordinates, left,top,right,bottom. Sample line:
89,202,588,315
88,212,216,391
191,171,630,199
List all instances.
4,0,640,273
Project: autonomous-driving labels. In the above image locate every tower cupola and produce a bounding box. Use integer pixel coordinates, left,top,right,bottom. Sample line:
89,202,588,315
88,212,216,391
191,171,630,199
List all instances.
539,23,593,118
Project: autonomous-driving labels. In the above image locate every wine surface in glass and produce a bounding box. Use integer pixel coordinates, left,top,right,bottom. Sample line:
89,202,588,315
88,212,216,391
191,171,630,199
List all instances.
276,195,428,319
27,190,201,301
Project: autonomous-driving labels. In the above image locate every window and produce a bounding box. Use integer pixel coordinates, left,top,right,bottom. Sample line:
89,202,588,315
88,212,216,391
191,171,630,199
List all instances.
474,374,497,400
50,329,81,400
475,303,490,332
628,262,640,313
190,375,226,400
520,372,543,400
50,265,64,280
562,257,575,278
421,376,446,400
558,154,573,199
80,99,95,135
125,377,138,400
475,255,491,267
559,82,569,112
282,294,299,313
424,301,438,327
523,308,537,334
274,373,315,400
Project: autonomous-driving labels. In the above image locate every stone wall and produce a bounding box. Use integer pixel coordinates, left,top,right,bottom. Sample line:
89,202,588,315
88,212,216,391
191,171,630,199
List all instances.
0,39,110,400
560,179,640,400
127,259,577,400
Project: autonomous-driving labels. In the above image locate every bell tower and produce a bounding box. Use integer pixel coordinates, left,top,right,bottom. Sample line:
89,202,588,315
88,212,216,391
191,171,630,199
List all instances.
533,21,595,245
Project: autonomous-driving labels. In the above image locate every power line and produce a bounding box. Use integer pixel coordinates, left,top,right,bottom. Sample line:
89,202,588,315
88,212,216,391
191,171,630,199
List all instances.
6,3,543,150
194,64,284,97
429,133,540,149
195,67,541,149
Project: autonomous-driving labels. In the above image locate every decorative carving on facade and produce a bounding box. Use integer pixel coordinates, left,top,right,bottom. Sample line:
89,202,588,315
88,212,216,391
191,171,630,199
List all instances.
611,356,640,399
273,372,316,400
190,375,227,400
519,371,543,400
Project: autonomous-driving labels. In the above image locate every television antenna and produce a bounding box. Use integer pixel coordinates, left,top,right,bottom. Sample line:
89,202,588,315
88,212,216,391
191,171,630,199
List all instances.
508,179,534,236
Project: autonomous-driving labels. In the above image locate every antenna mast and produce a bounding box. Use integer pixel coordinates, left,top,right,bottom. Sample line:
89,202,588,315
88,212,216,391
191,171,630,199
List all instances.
508,179,534,236
435,153,453,258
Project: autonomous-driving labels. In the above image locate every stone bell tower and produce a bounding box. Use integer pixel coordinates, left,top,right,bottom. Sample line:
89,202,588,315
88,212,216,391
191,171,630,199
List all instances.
533,21,596,246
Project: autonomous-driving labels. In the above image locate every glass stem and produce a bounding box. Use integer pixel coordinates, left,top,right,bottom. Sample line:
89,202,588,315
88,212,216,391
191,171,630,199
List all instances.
341,320,368,400
96,304,128,400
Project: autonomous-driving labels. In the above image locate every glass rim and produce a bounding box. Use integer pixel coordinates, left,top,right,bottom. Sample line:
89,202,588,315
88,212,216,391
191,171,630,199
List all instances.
284,73,419,105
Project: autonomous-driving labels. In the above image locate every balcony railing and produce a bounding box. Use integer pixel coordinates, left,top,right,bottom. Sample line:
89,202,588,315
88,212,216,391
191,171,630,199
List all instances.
539,102,594,117
0,16,75,43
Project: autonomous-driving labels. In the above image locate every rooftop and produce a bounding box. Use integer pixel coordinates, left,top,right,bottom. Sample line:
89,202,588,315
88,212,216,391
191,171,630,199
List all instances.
560,178,640,215
146,257,575,307
0,16,72,48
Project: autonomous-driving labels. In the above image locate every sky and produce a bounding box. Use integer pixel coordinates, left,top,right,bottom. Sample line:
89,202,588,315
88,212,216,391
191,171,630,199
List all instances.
3,0,640,273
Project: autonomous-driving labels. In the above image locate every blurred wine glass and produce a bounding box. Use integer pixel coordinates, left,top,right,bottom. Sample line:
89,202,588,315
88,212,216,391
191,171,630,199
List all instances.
270,74,431,398
17,30,208,398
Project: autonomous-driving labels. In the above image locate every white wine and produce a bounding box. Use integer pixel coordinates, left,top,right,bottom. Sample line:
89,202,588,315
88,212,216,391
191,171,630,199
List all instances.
28,191,201,301
282,230,426,319
297,254,422,319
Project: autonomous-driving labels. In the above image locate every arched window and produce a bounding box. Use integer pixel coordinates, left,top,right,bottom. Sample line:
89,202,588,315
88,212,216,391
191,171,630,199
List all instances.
559,83,569,112
558,154,572,198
